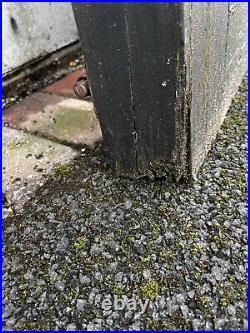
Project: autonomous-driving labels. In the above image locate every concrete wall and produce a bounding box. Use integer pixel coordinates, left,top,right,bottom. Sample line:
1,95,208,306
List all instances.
2,2,79,75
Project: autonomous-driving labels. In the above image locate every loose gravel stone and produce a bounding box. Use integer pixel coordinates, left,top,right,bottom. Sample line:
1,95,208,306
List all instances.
66,324,77,331
79,274,91,285
55,281,65,292
125,199,133,210
2,77,248,330
76,299,87,312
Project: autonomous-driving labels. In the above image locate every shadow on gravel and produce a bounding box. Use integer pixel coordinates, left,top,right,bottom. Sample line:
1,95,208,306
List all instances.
2,76,248,331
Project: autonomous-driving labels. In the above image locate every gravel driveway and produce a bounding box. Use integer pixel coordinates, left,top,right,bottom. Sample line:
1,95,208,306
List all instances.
2,77,248,331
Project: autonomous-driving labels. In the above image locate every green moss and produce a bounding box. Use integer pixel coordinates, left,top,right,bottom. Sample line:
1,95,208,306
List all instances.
235,174,247,194
190,243,204,253
113,285,123,296
211,234,227,248
216,284,247,309
223,113,247,129
140,279,159,301
239,282,247,299
195,293,214,319
8,244,17,255
140,256,151,264
147,313,192,330
158,203,169,213
150,222,161,239
94,191,121,204
69,287,80,299
133,201,141,208
149,160,168,177
228,274,236,283
80,207,92,219
148,320,163,330
231,95,247,106
16,321,51,330
127,235,136,244
55,163,73,175
219,296,229,308
221,191,229,200
159,249,175,260
59,207,71,219
52,106,98,132
73,235,88,250
48,276,56,285
242,244,248,252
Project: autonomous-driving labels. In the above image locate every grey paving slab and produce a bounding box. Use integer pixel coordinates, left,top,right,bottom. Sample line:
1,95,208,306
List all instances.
3,94,101,147
2,126,79,211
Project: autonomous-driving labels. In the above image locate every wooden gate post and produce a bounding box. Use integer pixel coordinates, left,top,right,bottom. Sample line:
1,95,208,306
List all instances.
72,2,247,179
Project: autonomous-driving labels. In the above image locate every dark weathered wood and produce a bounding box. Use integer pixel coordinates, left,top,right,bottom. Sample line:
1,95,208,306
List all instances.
72,3,186,177
123,3,185,174
72,2,247,178
72,3,137,175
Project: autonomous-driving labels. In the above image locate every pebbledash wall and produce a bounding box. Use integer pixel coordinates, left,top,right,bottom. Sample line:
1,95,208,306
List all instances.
2,2,79,76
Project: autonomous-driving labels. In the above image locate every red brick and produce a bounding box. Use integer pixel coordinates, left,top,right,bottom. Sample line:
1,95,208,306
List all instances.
43,69,87,98
2,93,64,128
